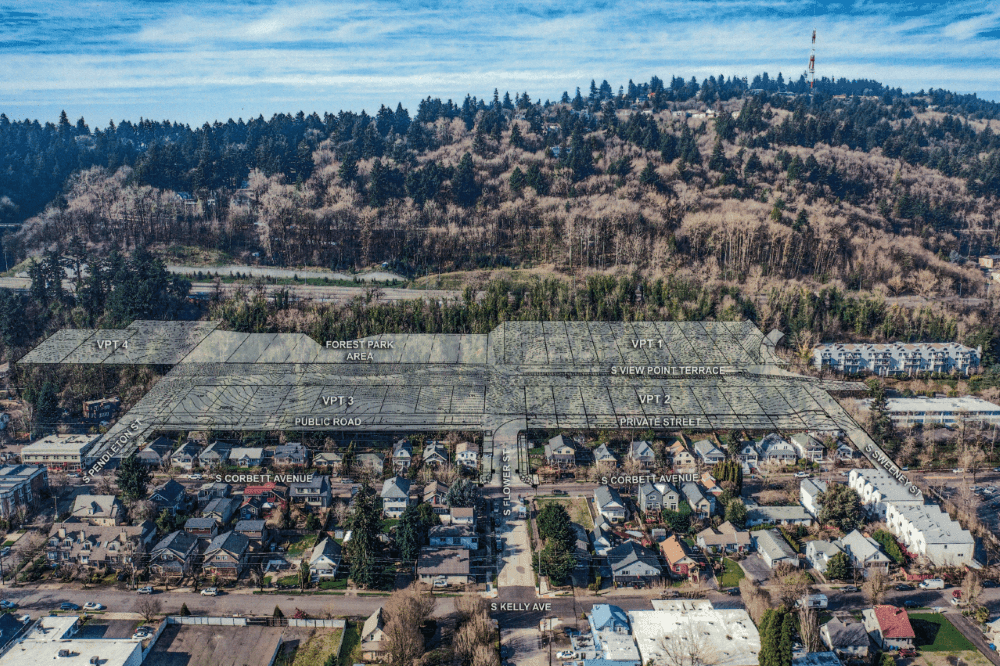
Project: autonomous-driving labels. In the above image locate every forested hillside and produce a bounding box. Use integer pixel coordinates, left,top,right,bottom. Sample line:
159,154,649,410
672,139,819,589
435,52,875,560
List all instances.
5,73,1000,363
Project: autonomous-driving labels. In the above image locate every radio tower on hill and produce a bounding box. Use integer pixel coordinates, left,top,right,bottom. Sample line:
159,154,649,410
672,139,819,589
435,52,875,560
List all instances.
808,29,816,92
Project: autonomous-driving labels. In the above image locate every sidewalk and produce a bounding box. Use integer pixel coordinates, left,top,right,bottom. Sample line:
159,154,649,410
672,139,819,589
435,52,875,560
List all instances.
946,611,1000,666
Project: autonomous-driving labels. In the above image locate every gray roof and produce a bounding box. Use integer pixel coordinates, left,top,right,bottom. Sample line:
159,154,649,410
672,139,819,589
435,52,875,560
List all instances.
184,517,217,530
835,530,890,563
822,618,870,648
153,530,198,556
70,495,119,519
606,541,660,574
754,528,796,562
593,443,616,462
203,496,239,517
637,482,660,500
151,479,186,503
594,485,624,510
310,537,342,565
205,530,249,556
801,478,828,497
629,440,655,459
381,476,411,499
748,504,812,522
429,524,476,539
681,482,707,506
235,519,267,532
418,547,469,575
692,439,724,458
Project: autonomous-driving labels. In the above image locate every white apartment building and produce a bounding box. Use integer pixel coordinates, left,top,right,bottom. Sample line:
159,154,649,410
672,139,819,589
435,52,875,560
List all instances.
861,396,1000,427
884,502,975,567
813,342,981,376
20,434,101,471
848,469,924,520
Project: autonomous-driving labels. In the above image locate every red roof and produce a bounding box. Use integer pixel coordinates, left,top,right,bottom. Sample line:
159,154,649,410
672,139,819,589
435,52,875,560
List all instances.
244,482,277,495
873,605,915,639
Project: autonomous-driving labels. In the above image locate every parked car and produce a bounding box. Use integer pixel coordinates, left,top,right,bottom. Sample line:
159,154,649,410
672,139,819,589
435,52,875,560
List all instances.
201,587,219,596
793,472,810,478
841,585,859,593
949,597,961,606
432,579,448,588
983,580,998,588
60,602,80,611
898,648,917,658
896,584,914,591
82,602,104,611
552,489,568,496
919,578,945,590
187,473,203,480
952,590,962,598
137,586,155,595
0,600,16,610
903,600,920,608
563,628,579,637
953,468,965,474
557,651,576,659
0,547,10,557
727,588,741,596
132,626,154,639
989,643,997,651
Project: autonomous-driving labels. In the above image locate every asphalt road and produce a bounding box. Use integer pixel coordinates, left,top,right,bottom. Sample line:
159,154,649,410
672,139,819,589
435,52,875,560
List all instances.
0,584,456,620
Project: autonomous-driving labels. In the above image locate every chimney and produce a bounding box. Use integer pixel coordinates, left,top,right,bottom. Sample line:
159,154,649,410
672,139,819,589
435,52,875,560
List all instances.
58,527,66,539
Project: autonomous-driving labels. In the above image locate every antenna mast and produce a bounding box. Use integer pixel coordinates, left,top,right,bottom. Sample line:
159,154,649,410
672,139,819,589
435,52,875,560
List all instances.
808,29,816,91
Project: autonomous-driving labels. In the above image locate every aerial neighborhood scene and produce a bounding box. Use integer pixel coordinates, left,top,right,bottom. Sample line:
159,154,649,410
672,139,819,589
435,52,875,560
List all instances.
3,1,1000,666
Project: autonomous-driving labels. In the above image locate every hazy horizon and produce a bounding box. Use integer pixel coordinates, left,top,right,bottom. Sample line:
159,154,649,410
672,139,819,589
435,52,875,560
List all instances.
2,0,999,126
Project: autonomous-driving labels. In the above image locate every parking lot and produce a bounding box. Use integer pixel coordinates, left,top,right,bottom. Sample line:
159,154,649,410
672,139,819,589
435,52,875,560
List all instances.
145,623,315,666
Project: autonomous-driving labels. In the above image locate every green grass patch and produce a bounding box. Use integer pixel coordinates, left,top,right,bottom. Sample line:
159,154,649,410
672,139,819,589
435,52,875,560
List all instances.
908,613,977,652
535,497,593,530
338,621,362,666
287,534,318,558
720,558,745,588
276,574,299,587
318,579,347,590
381,519,398,532
290,627,344,666
358,592,391,597
1,541,13,547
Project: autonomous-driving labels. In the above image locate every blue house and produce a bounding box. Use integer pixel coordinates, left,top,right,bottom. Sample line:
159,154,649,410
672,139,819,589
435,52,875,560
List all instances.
428,524,479,550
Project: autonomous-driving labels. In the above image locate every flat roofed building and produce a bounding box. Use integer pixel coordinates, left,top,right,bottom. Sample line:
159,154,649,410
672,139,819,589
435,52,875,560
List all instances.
0,615,143,666
862,395,1000,427
629,600,761,666
0,464,47,519
21,434,100,471
814,342,981,376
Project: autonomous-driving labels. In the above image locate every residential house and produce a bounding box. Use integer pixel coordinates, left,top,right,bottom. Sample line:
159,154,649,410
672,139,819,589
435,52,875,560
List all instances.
150,479,189,514
429,524,479,550
666,441,697,472
239,496,266,521
309,537,343,580
361,607,387,661
417,547,471,586
356,452,385,474
737,441,760,467
46,523,155,570
754,528,798,568
136,437,174,468
234,519,271,545
820,618,870,660
198,440,233,468
593,443,617,465
229,447,264,467
184,517,219,539
806,540,845,574
422,441,449,467
594,485,627,524
696,521,752,553
202,496,240,527
656,482,681,512
884,501,975,567
169,441,202,470
450,507,475,527
849,469,925,520
392,439,413,471
863,605,915,651
270,442,308,466
202,531,250,578
423,481,450,516
455,441,478,468
290,475,332,508
745,503,812,527
545,435,576,467
835,530,891,576
149,530,199,576
381,476,412,518
585,604,641,664
197,481,232,504
242,482,287,505
69,495,123,526
837,445,861,461
591,522,614,556
758,434,798,465
681,482,714,519
313,451,343,470
791,434,825,461
636,482,663,514
628,440,656,467
800,479,827,518
692,439,725,465
606,541,662,588
661,535,699,582
82,397,120,421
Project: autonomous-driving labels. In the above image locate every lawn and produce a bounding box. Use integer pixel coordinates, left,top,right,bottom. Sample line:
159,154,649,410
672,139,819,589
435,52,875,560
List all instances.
719,558,744,588
276,574,300,587
908,613,977,652
287,534,318,558
380,519,399,532
535,497,594,530
338,621,362,666
291,628,344,666
318,579,347,590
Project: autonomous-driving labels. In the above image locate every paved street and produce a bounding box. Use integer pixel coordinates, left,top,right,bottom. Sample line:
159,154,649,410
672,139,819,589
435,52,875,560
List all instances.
948,611,1000,665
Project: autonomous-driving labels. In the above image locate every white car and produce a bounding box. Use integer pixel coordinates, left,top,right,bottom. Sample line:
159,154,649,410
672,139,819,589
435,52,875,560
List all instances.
793,472,810,478
82,602,104,611
132,626,154,639
187,473,203,480
557,652,576,660
949,597,961,606
432,579,449,588
200,587,219,596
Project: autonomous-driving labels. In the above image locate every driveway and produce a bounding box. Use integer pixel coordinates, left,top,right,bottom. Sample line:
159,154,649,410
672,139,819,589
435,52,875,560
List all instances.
738,555,771,583
946,611,1000,666
498,513,535,590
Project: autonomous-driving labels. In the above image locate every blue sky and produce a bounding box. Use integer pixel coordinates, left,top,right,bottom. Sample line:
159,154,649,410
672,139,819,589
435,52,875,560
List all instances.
1,0,998,126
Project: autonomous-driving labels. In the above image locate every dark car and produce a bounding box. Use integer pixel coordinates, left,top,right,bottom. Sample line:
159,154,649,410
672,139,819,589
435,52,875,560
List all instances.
896,584,914,591
60,602,81,611
983,580,998,588
727,588,741,596
552,489,568,496
903,600,920,608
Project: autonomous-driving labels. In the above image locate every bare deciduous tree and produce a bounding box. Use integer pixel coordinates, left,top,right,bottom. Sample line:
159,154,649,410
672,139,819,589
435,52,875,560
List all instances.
862,568,890,606
739,578,771,625
657,621,720,666
137,596,162,623
797,607,821,653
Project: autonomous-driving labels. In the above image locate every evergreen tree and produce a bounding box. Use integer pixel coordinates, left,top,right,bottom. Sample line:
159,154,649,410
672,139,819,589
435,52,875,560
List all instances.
537,503,573,550
778,613,794,666
509,166,526,192
824,551,852,580
338,151,359,185
533,539,576,586
32,381,59,437
724,498,748,528
866,379,897,453
273,605,284,618
572,88,584,110
180,603,191,616
638,162,659,188
116,452,153,502
509,123,523,149
816,484,863,531
452,152,480,207
709,140,728,172
444,478,480,508
346,482,383,588
396,504,423,560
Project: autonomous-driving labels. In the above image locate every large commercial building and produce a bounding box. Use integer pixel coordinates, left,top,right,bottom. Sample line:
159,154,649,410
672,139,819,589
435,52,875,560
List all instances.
0,465,48,520
628,600,761,666
862,396,1000,427
813,342,981,376
0,615,142,666
19,434,100,471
